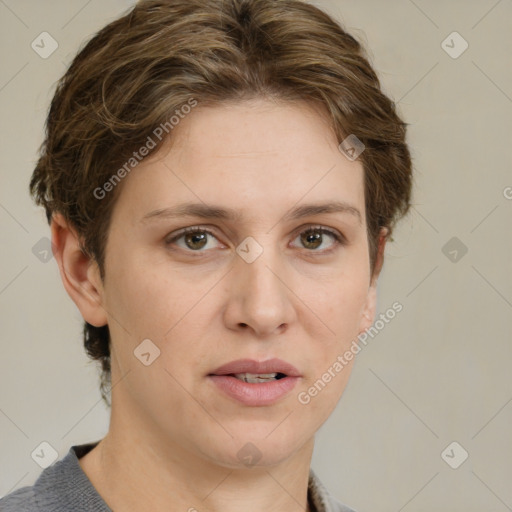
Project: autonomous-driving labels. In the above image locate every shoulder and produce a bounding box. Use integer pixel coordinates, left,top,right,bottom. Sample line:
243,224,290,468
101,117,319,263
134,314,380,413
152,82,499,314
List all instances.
308,467,358,512
0,441,108,512
325,493,358,512
0,485,38,511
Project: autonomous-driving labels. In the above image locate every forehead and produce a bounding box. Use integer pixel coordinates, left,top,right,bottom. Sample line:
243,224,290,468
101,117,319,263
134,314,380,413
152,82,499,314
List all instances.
170,98,337,160
112,98,366,227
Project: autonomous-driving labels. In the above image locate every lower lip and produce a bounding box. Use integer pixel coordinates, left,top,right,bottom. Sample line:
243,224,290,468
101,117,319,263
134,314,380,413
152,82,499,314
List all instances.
208,375,300,406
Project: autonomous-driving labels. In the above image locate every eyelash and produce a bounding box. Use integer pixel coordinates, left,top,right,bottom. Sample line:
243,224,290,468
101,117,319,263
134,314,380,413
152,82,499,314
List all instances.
165,225,346,255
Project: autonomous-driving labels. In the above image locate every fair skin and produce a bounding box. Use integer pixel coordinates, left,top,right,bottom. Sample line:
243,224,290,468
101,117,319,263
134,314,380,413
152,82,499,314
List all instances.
51,98,387,512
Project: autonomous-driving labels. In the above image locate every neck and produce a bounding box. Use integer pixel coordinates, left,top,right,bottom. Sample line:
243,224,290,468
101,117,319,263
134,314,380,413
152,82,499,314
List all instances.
79,402,315,512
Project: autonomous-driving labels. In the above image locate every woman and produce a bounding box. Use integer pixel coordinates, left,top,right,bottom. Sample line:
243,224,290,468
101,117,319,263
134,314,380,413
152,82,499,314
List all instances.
1,0,412,510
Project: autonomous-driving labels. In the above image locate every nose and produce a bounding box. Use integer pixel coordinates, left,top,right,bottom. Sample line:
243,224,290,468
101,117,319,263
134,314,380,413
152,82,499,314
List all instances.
222,244,297,338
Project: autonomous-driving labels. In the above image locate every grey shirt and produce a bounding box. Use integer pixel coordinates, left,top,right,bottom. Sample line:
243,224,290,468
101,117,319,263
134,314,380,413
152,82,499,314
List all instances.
1,442,356,512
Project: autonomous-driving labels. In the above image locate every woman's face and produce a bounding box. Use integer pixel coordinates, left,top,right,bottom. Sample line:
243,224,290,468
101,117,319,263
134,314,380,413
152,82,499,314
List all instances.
95,98,384,469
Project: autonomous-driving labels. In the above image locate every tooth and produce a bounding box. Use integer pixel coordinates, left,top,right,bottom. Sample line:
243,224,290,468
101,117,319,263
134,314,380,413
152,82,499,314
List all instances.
233,372,278,383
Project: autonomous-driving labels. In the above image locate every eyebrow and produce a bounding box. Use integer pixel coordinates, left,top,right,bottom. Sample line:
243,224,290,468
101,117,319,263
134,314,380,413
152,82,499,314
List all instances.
140,200,362,226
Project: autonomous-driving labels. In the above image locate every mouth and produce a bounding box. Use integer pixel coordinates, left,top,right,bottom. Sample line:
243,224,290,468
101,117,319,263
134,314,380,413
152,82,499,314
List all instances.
222,372,287,383
208,358,301,378
208,359,301,406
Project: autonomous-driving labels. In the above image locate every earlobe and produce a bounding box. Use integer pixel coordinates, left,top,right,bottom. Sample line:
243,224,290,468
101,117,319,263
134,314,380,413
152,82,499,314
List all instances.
51,213,108,327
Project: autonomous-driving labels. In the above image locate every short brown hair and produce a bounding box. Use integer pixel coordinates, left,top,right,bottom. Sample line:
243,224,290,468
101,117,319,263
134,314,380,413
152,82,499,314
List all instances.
29,0,413,406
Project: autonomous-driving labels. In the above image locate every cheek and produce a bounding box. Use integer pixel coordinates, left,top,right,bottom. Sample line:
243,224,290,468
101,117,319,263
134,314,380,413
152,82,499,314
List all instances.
300,280,366,410
307,263,370,337
104,254,184,337
103,253,220,385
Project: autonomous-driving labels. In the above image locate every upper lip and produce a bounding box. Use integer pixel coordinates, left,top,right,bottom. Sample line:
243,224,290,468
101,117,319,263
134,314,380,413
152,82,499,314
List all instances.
209,358,301,377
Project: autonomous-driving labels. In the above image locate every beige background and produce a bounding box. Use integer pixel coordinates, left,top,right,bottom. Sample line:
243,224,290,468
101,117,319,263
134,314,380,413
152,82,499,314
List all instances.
1,1,511,510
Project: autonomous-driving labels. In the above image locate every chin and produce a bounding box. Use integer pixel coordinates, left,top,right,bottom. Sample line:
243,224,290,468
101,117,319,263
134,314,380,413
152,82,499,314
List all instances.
215,435,305,470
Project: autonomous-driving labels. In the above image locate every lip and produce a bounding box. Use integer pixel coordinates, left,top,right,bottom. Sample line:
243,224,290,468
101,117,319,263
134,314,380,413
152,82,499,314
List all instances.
208,358,301,406
208,375,300,406
209,358,301,377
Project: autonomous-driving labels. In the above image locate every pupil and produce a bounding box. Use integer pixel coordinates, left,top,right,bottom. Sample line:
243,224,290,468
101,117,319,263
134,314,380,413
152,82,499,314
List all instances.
302,230,321,249
186,232,207,250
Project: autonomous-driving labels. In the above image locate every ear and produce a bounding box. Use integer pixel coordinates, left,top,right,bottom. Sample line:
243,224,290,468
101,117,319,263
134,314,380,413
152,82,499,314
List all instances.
50,212,108,327
358,227,389,335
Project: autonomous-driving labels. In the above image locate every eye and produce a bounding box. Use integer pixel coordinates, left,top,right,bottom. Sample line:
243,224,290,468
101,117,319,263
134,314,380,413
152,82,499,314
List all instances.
165,226,222,252
165,225,346,254
291,225,346,253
